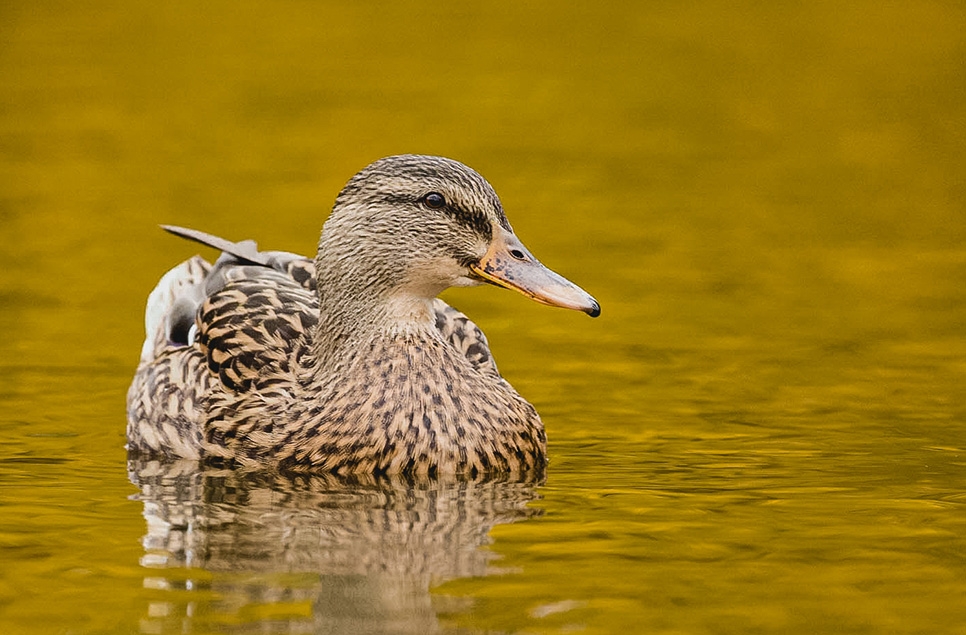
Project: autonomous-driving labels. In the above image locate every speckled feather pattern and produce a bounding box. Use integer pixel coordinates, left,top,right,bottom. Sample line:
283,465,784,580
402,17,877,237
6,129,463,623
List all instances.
127,155,566,476
128,257,541,475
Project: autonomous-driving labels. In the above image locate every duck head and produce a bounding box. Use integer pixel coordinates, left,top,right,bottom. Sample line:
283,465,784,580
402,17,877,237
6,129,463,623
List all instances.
316,155,600,328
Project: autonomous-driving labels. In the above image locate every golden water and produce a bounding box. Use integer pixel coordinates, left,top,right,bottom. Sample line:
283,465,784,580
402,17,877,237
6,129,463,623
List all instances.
2,1,964,633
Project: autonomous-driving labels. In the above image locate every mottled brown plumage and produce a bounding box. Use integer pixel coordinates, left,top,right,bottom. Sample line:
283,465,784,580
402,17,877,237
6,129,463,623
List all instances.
127,155,599,476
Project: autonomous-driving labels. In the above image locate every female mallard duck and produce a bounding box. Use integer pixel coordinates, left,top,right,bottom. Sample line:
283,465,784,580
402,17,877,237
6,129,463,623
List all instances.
128,155,599,476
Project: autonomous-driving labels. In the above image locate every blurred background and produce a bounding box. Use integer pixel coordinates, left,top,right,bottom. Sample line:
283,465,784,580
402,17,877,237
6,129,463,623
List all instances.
1,1,964,633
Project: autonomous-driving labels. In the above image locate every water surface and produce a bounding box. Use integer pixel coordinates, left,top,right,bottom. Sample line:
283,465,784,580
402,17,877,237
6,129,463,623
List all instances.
1,1,964,633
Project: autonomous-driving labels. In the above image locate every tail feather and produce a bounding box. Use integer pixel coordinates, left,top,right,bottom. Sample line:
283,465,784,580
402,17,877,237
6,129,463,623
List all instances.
161,225,271,266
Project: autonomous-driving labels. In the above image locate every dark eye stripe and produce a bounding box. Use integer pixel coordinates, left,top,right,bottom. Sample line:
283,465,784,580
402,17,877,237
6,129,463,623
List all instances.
447,205,492,240
415,192,492,240
383,192,494,241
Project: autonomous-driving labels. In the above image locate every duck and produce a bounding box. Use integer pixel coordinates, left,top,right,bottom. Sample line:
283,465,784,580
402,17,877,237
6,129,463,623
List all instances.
127,154,599,477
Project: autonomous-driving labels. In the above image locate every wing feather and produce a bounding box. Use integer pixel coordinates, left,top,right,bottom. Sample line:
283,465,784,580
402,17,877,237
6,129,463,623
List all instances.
128,225,503,458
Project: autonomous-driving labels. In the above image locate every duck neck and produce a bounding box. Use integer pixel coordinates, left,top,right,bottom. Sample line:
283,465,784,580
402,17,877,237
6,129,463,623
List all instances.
310,252,439,369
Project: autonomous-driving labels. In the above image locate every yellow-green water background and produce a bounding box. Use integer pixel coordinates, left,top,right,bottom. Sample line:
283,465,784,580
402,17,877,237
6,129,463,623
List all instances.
2,1,965,633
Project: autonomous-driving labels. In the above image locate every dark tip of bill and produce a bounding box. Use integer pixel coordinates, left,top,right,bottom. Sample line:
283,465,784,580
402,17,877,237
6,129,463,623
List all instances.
587,302,601,318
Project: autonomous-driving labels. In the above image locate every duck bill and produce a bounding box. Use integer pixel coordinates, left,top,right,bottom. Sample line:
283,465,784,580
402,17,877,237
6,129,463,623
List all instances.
469,228,600,317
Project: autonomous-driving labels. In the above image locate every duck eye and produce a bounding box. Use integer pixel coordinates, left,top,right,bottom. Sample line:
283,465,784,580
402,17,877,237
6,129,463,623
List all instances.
423,192,446,209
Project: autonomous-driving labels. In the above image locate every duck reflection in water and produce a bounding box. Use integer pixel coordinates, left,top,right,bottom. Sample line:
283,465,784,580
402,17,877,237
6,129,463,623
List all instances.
129,458,543,633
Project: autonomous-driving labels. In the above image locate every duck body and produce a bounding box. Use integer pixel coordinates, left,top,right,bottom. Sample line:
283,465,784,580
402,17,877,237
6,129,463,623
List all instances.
127,155,599,476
